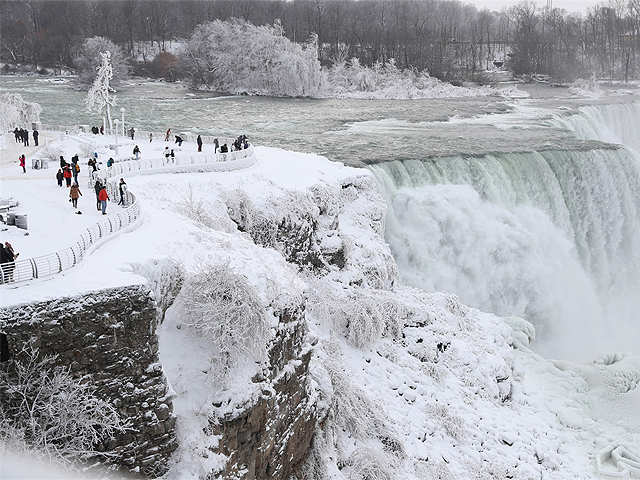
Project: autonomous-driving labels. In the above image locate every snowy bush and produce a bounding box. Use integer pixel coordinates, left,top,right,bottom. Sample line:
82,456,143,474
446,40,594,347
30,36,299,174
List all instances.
76,36,128,84
178,263,269,381
307,280,409,348
0,93,42,130
176,185,236,232
324,58,494,99
131,258,185,323
345,447,399,480
0,344,126,465
182,18,322,96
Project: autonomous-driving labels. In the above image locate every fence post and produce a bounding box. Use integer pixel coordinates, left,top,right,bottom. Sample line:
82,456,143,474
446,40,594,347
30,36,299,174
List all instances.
56,252,62,273
30,258,38,279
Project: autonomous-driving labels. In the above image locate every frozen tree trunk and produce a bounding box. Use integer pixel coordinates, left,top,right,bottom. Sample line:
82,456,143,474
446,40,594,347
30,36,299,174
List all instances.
85,51,117,130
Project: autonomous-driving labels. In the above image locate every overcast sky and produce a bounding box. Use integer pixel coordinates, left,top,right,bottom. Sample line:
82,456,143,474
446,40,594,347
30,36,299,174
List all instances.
469,0,601,14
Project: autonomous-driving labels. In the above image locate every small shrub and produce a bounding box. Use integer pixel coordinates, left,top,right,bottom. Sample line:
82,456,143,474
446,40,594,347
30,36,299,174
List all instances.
0,344,126,464
179,263,268,381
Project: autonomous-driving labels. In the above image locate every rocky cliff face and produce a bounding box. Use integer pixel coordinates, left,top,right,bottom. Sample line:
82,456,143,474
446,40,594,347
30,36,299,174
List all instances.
205,305,317,480
0,285,178,477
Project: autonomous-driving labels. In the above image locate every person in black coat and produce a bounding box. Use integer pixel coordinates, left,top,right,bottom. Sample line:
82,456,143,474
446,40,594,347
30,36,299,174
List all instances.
174,135,183,146
33,129,39,146
1,242,19,283
197,135,203,152
94,180,103,211
56,169,64,187
59,155,66,169
13,128,19,143
22,129,29,146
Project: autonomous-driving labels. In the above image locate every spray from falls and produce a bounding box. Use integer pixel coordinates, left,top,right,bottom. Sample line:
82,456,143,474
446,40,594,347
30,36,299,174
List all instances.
372,137,640,359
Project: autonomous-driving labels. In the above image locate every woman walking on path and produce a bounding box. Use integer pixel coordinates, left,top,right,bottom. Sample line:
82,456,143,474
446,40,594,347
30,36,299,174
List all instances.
149,132,153,143
133,145,140,160
98,186,110,215
69,183,82,209
18,155,26,173
197,135,203,152
165,128,171,141
213,138,219,154
63,165,72,187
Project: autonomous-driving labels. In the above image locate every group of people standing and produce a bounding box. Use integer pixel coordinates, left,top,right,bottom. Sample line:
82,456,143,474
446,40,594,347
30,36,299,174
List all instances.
53,154,119,215
13,127,38,146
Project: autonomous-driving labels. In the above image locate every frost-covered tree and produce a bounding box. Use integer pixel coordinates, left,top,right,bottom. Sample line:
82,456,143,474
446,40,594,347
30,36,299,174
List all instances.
0,93,42,130
85,51,117,132
0,344,126,465
182,18,322,96
75,36,128,84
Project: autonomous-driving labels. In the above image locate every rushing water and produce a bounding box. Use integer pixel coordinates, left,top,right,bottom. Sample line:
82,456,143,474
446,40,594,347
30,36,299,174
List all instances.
2,75,639,358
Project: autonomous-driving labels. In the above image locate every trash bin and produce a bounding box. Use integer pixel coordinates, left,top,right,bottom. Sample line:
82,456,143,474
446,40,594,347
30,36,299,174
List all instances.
15,214,28,230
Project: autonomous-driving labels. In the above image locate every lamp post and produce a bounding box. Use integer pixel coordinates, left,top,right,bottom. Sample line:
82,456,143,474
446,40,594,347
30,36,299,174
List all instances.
114,119,120,160
120,107,125,137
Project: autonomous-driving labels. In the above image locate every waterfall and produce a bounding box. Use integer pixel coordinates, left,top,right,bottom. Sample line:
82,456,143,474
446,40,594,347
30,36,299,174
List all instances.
372,129,640,359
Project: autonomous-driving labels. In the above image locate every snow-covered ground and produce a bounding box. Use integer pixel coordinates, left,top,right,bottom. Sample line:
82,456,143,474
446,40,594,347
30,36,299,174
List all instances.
1,131,638,479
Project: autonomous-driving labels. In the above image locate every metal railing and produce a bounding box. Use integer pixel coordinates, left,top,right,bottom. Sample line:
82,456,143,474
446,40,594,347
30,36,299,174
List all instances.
0,190,139,285
1,142,256,286
104,145,255,177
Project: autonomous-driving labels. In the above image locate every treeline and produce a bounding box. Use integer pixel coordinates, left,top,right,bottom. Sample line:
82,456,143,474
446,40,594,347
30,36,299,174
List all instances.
2,0,640,82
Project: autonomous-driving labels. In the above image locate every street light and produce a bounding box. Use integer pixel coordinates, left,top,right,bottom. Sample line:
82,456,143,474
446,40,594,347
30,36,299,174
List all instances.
120,107,125,137
114,119,120,160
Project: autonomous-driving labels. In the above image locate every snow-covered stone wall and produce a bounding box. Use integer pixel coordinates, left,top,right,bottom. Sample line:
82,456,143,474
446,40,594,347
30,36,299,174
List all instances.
0,285,178,477
208,304,317,479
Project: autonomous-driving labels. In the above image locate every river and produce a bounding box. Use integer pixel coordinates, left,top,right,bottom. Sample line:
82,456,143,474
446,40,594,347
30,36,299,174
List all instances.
2,75,639,359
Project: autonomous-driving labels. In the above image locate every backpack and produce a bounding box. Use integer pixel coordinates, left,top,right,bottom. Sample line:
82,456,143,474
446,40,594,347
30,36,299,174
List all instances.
75,164,80,172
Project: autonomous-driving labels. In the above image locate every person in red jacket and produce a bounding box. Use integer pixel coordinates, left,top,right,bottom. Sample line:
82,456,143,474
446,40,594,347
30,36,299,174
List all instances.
62,165,72,187
18,154,26,173
98,186,110,215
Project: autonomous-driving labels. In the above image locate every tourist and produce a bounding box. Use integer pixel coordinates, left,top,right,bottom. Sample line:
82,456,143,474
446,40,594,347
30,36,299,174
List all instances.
13,128,19,143
149,132,153,143
60,155,66,169
165,128,171,141
22,129,29,146
197,135,203,152
69,183,82,209
94,180,102,211
164,147,170,164
133,145,140,160
18,154,26,174
213,138,219,153
107,157,114,167
72,161,80,184
33,128,39,146
100,125,104,135
1,242,19,283
174,135,183,147
63,164,72,187
118,178,127,206
98,185,110,215
129,127,135,140
220,144,228,153
170,149,175,162
56,169,64,187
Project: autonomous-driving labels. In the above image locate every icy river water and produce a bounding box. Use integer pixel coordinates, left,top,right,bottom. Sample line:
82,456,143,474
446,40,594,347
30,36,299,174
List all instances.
2,76,639,359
